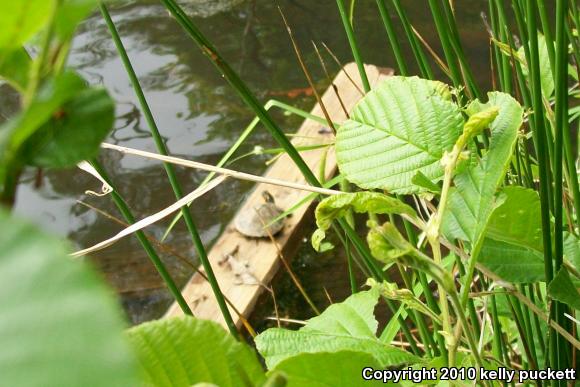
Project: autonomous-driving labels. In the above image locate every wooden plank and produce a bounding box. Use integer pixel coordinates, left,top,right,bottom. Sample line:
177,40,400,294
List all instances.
165,63,393,327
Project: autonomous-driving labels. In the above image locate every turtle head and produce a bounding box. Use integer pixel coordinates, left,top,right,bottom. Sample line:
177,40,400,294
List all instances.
262,190,275,203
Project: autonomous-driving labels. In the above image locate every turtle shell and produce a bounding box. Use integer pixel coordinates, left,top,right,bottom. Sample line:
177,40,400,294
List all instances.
234,201,284,237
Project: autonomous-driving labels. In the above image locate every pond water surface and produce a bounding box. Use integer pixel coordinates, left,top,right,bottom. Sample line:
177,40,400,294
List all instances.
5,0,497,324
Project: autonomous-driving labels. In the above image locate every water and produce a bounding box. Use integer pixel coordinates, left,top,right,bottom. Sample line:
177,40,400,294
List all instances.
5,0,495,324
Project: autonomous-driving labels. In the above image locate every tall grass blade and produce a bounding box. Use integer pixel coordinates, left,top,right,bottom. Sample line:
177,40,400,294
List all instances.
100,3,238,338
335,0,371,92
89,159,193,316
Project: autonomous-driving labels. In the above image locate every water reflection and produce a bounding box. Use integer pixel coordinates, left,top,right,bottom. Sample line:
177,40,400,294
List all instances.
8,0,496,324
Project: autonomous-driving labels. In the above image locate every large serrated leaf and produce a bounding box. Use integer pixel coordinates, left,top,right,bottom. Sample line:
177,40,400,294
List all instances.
272,351,384,387
127,317,266,387
336,76,464,194
0,210,137,386
255,289,418,369
442,92,523,255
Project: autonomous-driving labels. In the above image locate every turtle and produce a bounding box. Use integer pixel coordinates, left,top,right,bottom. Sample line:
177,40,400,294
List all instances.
234,191,285,238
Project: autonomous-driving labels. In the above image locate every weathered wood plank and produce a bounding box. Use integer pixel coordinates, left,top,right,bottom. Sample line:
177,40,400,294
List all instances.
165,63,393,327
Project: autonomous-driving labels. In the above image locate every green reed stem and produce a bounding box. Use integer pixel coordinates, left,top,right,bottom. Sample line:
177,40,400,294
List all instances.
345,238,358,294
453,254,481,335
528,284,547,359
493,0,514,94
335,0,370,92
554,0,570,372
439,0,482,99
160,0,318,189
90,159,193,316
537,0,556,75
525,0,557,370
398,265,436,357
427,0,463,87
339,220,421,354
400,210,445,356
490,295,507,368
376,0,409,75
554,0,568,279
100,3,237,338
391,0,434,79
524,1,555,282
519,285,539,367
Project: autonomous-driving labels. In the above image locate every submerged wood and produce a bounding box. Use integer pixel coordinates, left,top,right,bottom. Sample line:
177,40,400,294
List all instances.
165,62,394,328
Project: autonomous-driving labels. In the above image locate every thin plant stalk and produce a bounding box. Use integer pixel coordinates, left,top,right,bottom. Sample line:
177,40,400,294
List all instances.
160,0,320,190
554,0,569,371
375,0,409,76
335,0,371,92
345,238,358,294
99,3,237,338
537,0,556,75
391,0,434,79
524,1,555,285
279,9,336,133
439,0,482,98
89,159,193,316
427,0,463,88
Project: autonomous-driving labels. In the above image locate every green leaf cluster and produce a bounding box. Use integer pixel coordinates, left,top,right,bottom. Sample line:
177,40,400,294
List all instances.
0,0,115,203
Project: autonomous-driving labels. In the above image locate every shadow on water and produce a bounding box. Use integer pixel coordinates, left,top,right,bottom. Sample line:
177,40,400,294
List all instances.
4,0,501,324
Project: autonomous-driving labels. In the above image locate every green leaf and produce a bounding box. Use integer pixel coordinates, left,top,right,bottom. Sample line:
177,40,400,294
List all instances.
479,238,545,283
369,279,441,324
54,0,100,40
411,171,441,194
367,221,412,264
127,317,266,387
336,76,464,194
0,210,137,386
0,47,31,92
548,268,580,310
0,0,52,49
304,287,380,335
442,92,523,256
23,87,115,167
255,289,418,369
485,187,543,252
0,71,86,161
272,351,384,387
315,192,416,232
311,228,334,253
477,187,546,283
518,33,555,98
564,232,580,273
368,222,454,288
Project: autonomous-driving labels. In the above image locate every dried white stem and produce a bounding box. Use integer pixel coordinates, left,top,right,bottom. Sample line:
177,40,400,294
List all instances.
71,175,226,257
101,142,342,197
